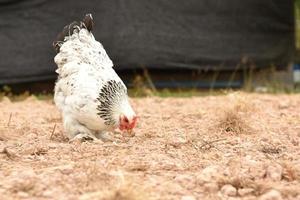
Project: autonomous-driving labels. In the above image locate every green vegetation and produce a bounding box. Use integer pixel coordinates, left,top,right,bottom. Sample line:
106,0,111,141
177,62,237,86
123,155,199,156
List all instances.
295,1,300,49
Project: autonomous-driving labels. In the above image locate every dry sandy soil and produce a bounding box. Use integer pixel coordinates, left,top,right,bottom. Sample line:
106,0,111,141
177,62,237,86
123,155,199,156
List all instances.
0,93,300,200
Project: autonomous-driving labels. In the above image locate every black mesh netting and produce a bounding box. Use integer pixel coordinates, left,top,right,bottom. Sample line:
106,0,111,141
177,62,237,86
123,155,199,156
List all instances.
0,0,295,84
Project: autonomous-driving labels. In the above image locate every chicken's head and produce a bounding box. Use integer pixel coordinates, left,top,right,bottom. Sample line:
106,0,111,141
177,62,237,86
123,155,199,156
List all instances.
119,114,138,132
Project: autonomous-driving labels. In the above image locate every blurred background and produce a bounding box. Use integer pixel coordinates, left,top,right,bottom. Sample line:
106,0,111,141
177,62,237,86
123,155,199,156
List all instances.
0,0,298,96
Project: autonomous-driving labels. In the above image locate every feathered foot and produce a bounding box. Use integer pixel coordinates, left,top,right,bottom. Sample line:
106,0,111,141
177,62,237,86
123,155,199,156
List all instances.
63,116,96,142
69,133,96,143
95,132,114,142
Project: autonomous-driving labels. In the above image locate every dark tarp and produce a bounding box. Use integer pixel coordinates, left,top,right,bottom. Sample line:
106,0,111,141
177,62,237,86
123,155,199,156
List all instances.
0,0,295,84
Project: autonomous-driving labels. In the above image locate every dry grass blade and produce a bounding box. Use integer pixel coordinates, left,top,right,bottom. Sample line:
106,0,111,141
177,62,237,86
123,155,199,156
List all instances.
7,112,12,127
50,124,57,140
281,162,300,182
198,138,226,151
143,68,157,93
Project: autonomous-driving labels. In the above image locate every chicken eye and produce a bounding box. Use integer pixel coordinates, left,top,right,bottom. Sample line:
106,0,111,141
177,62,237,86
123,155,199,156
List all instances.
124,117,129,123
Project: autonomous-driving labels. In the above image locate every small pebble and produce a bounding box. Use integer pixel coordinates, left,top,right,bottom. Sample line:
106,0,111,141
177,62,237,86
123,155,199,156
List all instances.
238,188,254,196
57,164,74,175
43,190,54,197
221,184,237,196
243,196,257,200
174,174,195,190
203,182,219,193
181,195,196,200
259,190,282,200
197,165,220,183
266,164,283,181
17,191,29,198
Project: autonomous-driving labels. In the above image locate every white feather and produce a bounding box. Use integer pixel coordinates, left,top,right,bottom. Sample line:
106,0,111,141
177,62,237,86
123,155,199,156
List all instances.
54,28,135,139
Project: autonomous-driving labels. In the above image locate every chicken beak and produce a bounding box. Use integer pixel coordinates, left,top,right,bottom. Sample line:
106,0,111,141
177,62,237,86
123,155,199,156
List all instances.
128,129,132,135
127,129,135,137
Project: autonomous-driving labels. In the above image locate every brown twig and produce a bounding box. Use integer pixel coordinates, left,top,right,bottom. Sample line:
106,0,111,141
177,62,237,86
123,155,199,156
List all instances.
198,138,226,151
50,124,57,140
7,112,12,127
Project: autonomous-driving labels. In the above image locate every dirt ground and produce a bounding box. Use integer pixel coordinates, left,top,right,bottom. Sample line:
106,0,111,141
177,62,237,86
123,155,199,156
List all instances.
0,93,300,200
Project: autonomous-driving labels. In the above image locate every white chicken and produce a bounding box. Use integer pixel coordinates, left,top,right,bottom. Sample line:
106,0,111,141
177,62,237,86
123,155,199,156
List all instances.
53,14,137,141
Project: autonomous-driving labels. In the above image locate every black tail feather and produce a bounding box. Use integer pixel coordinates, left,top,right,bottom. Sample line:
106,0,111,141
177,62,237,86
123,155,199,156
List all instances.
53,14,94,53
83,14,94,32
